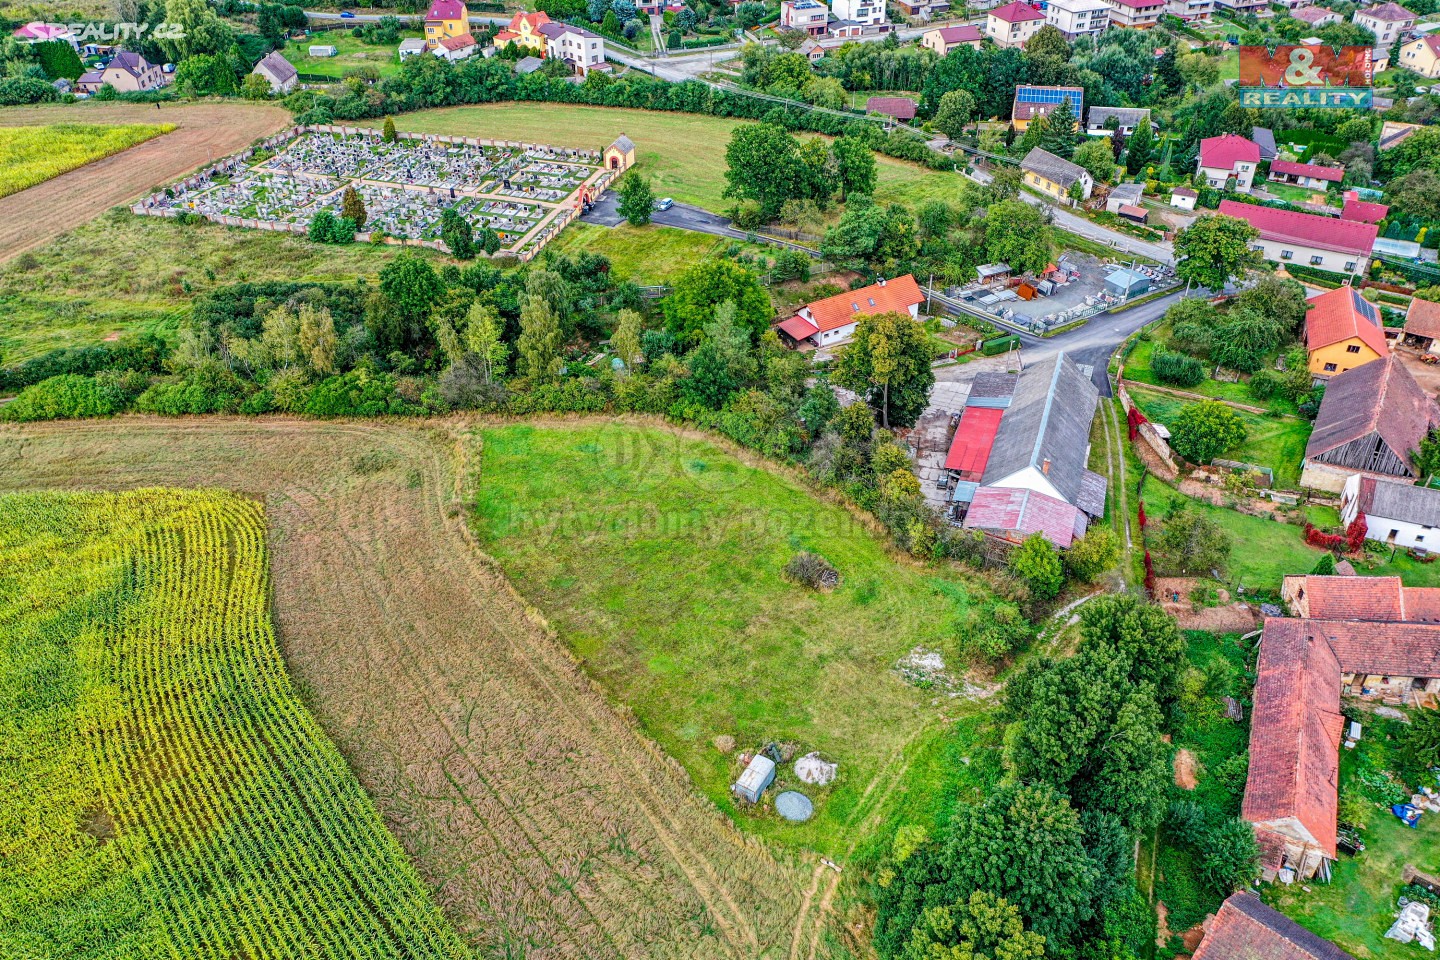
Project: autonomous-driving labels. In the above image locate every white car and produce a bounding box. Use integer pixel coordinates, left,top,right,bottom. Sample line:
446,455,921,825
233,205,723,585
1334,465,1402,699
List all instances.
654,197,674,211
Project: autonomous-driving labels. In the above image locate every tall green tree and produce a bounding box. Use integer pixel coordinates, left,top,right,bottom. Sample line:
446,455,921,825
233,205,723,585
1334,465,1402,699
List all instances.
1124,119,1153,175
517,297,563,379
1037,97,1077,159
1154,502,1232,575
932,89,977,144
1073,137,1116,185
440,208,475,259
378,253,444,344
617,170,654,226
832,311,935,429
463,302,509,381
832,135,878,201
902,892,1045,960
341,186,368,230
983,200,1051,275
1168,399,1247,463
723,122,810,220
1173,215,1261,292
663,259,772,344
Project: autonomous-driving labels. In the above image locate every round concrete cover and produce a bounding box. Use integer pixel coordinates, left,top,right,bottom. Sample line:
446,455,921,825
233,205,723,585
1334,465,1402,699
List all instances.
775,791,814,822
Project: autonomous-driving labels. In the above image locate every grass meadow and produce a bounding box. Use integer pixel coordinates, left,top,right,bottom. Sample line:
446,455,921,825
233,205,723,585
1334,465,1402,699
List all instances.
1128,387,1312,489
0,122,174,198
0,488,467,960
551,222,773,284
294,29,418,79
471,422,1008,856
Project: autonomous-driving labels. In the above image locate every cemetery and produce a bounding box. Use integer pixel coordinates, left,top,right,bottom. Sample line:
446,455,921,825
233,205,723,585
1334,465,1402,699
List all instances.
132,125,630,259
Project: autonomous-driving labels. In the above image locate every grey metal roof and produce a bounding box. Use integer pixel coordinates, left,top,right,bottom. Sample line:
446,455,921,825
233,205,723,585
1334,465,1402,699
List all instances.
1077,469,1107,518
969,371,1018,403
980,353,1099,505
1252,126,1278,160
1086,106,1149,128
610,134,635,152
1365,477,1440,528
1108,182,1144,204
515,56,544,73
255,50,297,83
1021,147,1088,188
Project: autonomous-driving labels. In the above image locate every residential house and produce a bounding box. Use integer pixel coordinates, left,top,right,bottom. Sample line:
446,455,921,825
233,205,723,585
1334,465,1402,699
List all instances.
1021,147,1094,203
781,0,830,34
1354,2,1415,45
1268,159,1345,190
921,23,983,53
398,37,429,59
951,354,1106,548
1291,4,1342,27
1341,191,1388,223
1193,893,1356,960
1404,297,1440,353
75,50,169,94
494,10,551,54
1104,0,1164,28
986,1,1046,47
1217,200,1378,274
895,0,952,17
1104,181,1143,214
831,0,887,27
867,96,917,122
1044,0,1112,38
1300,353,1439,491
773,274,924,348
828,18,866,36
1303,285,1389,378
1196,133,1260,192
1213,0,1267,14
1085,105,1149,136
1342,474,1440,550
1165,0,1212,21
1011,84,1084,130
1252,126,1279,161
539,22,606,73
424,0,471,50
799,37,827,60
251,50,297,94
1398,34,1440,77
434,32,478,60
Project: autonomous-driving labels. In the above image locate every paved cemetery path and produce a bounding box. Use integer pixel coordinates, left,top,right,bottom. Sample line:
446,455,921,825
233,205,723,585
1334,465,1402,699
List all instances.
0,101,292,264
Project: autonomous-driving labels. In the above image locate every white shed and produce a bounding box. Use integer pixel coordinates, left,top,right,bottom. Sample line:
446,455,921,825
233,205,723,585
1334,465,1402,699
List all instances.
398,37,428,59
309,44,337,57
732,754,776,803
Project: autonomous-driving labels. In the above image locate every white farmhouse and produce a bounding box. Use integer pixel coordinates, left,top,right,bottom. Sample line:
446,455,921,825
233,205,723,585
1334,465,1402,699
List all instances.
1342,474,1440,551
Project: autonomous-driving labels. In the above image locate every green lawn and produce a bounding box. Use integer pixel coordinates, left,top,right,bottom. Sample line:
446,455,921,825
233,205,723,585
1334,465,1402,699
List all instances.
0,209,432,366
397,103,962,213
1129,387,1312,489
470,422,1008,855
291,30,418,79
1123,331,1299,416
1264,182,1330,206
550,222,771,285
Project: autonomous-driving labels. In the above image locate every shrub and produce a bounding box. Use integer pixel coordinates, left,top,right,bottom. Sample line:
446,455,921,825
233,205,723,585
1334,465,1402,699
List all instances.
770,249,812,283
1065,527,1119,583
135,364,250,415
1009,533,1064,600
303,369,418,417
1151,348,1205,388
783,551,839,590
0,374,128,422
1168,401,1247,464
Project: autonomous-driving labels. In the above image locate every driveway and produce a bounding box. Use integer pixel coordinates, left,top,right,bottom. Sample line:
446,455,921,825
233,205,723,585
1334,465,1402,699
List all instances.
581,193,823,256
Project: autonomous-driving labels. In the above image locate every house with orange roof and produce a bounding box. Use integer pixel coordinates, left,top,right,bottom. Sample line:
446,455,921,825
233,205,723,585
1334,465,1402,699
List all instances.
773,275,923,349
1303,285,1389,378
494,10,552,54
424,0,470,50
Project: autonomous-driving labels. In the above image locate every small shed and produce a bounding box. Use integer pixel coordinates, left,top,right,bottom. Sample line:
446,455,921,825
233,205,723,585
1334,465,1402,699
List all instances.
732,754,776,803
1170,187,1197,211
398,37,428,59
1117,203,1148,224
1104,267,1150,298
309,44,337,57
975,262,1011,283
604,133,636,172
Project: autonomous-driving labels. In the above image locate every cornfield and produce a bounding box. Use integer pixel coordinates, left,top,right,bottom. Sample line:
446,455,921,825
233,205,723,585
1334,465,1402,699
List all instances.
0,488,469,960
0,123,174,199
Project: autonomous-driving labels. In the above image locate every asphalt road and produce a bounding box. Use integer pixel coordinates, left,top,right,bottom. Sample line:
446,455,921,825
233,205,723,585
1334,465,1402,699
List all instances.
581,193,824,257
1017,289,1185,395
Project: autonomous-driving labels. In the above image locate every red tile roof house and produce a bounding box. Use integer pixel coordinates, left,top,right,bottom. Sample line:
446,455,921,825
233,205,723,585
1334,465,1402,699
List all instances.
1299,353,1439,491
773,274,924,349
1217,200,1378,275
1268,159,1345,191
1291,4,1342,26
866,96,917,122
1197,134,1261,192
1192,893,1357,960
1340,190,1389,224
1403,297,1440,353
985,1,1046,48
1301,284,1389,379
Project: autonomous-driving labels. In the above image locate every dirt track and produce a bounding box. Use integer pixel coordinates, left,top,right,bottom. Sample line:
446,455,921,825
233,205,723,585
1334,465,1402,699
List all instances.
0,101,291,264
0,417,829,959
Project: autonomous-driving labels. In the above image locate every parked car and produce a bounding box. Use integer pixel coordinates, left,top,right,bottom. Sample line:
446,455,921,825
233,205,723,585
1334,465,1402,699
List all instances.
654,197,674,211
339,10,356,17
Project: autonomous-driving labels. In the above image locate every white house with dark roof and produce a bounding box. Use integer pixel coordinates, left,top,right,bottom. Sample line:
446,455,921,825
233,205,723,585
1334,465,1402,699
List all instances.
538,21,606,72
1354,2,1415,44
1085,105,1149,136
251,50,297,94
1342,474,1440,550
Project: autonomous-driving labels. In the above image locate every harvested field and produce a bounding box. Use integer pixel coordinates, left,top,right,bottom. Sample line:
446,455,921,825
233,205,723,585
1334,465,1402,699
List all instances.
0,102,291,264
0,416,828,960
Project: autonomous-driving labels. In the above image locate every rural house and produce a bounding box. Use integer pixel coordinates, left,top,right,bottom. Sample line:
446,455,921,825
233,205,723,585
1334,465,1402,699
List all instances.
1268,160,1344,191
76,50,169,94
1291,4,1342,26
986,1,1046,48
1011,85,1085,130
947,354,1107,548
830,0,887,27
1085,106,1150,136
1353,1,1415,44
1103,0,1164,29
1403,297,1440,353
1043,0,1112,39
1301,353,1439,491
1399,33,1440,77
773,274,924,349
539,22,606,74
1196,133,1260,192
1341,474,1440,550
1021,147,1094,204
434,32,479,60
1302,285,1388,378
921,23,983,53
781,0,831,34
424,0,470,50
494,10,552,54
1217,200,1377,274
251,50,297,94
1192,893,1356,960
866,97,917,122
1166,0,1213,19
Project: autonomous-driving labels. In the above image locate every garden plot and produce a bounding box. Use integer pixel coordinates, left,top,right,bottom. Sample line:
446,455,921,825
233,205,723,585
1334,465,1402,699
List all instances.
133,127,609,257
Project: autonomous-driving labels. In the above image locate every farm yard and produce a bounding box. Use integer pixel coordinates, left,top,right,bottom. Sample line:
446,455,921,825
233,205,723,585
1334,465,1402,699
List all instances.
0,417,836,960
0,123,175,198
0,488,467,960
141,128,612,255
472,423,1010,856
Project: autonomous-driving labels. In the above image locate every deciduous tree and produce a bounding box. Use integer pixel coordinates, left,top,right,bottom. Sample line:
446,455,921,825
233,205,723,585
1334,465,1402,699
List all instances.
831,311,935,428
617,170,654,225
1173,214,1261,292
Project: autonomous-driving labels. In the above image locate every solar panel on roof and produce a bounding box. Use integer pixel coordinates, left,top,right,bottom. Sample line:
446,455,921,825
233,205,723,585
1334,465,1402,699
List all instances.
1352,290,1380,325
1016,86,1083,109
